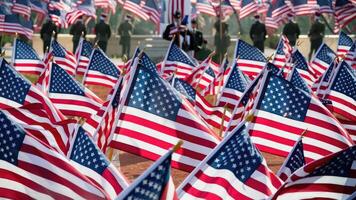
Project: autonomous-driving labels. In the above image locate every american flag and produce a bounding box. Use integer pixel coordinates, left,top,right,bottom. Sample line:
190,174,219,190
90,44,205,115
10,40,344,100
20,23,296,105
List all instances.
272,35,293,70
271,0,292,24
0,112,108,200
256,0,269,14
334,0,356,33
313,61,335,97
310,43,336,78
11,0,31,19
75,37,93,76
317,0,333,14
271,146,356,199
291,49,316,86
117,147,178,200
69,126,129,199
337,31,354,58
142,0,161,24
94,0,117,13
196,0,216,16
110,54,220,172
184,55,215,90
288,66,312,93
83,48,120,88
324,61,356,122
12,38,45,75
211,0,234,17
50,40,77,76
123,0,150,20
276,137,305,181
0,14,33,40
66,0,96,26
265,2,279,30
248,72,353,162
178,123,283,199
167,0,188,23
163,43,197,79
234,39,267,79
0,59,65,123
338,119,356,143
48,6,68,28
217,62,248,109
47,63,103,119
344,41,355,69
48,0,71,11
1,103,76,155
289,0,317,16
30,0,47,16
239,0,258,19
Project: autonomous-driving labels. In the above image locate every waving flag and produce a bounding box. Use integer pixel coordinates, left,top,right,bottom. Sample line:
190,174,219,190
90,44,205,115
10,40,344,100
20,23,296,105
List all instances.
142,0,161,24
291,49,316,86
66,0,96,26
324,61,356,122
75,38,93,76
11,0,31,19
334,0,356,32
276,137,305,181
0,14,33,39
30,0,47,16
310,43,336,78
288,66,311,93
185,55,215,90
337,31,354,58
94,0,117,13
344,42,355,69
12,38,45,75
272,35,293,70
50,40,77,76
69,126,129,199
178,123,282,199
196,0,216,16
239,0,258,19
313,61,335,97
48,63,103,119
111,54,220,172
234,39,267,79
317,0,332,13
248,72,353,163
117,146,178,200
338,119,356,143
83,48,120,88
272,146,356,200
48,4,68,28
271,0,293,24
265,2,279,30
289,0,317,16
0,112,108,200
123,0,150,20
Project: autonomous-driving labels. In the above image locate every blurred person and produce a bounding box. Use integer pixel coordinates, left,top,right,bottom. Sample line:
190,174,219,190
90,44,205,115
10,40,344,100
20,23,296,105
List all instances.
249,15,267,52
213,16,230,63
282,13,300,46
308,12,325,61
70,16,87,53
118,15,133,57
94,13,111,53
195,39,212,62
190,18,204,58
40,18,59,53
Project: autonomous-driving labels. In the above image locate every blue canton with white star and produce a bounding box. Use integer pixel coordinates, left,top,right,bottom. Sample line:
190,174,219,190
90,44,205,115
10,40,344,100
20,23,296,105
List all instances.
0,60,31,104
240,75,261,106
338,32,353,47
0,111,26,165
331,62,356,101
128,63,181,121
259,74,311,121
323,63,334,82
81,40,93,57
121,154,171,200
205,67,215,78
141,52,158,74
292,50,309,71
226,63,247,92
236,40,266,62
207,125,263,182
89,49,120,77
167,44,196,67
112,79,122,108
308,146,355,177
52,40,66,57
15,39,40,60
173,78,196,101
285,139,305,174
315,44,335,64
276,39,285,55
290,69,311,93
49,63,85,95
267,63,281,75
70,127,109,174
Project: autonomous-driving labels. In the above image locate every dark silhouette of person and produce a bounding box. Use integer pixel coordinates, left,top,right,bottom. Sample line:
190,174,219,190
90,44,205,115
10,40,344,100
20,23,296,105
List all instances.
118,15,133,57
308,12,325,61
70,16,87,53
250,15,267,52
282,14,301,46
40,19,59,53
94,14,111,53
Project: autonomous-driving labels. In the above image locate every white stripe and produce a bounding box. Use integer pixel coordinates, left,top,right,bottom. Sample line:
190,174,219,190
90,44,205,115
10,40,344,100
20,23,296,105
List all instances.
179,191,206,200
285,176,355,187
52,103,98,115
0,97,22,107
276,191,351,200
85,77,116,87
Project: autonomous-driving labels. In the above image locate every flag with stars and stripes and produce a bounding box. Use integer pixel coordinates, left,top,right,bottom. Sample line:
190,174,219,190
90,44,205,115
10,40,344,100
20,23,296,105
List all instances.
313,61,335,98
1,103,76,155
276,137,305,181
265,2,279,30
142,0,161,24
0,58,65,123
178,122,283,200
217,62,248,109
338,119,356,143
289,0,317,16
234,39,267,79
271,0,293,24
337,31,354,58
48,3,68,28
271,146,356,200
272,35,293,71
247,71,354,163
0,111,109,200
75,38,93,76
291,49,316,86
334,0,356,33
116,147,178,200
184,55,215,90
317,0,333,13
50,40,77,76
12,38,45,75
65,0,96,26
110,53,220,172
196,0,216,16
287,66,311,93
11,0,31,19
47,63,103,119
239,0,258,19
30,0,47,16
324,61,356,122
83,48,120,88
0,13,34,39
69,126,129,200
163,43,197,79
123,0,150,20
310,43,336,78
344,41,355,69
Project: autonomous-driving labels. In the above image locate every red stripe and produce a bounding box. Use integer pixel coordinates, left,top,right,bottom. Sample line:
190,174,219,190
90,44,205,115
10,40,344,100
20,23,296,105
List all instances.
277,183,355,196
182,183,224,200
0,188,33,200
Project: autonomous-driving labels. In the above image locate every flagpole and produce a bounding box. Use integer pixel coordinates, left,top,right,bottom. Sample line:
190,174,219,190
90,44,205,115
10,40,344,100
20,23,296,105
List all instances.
219,0,223,63
214,53,228,106
218,104,228,137
194,51,215,90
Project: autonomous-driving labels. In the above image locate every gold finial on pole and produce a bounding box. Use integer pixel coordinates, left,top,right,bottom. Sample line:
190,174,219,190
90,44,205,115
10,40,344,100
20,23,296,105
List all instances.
245,113,254,122
173,140,184,152
300,129,308,138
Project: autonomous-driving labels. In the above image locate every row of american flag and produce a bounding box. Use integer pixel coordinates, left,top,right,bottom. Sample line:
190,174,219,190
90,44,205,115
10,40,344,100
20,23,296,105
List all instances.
1,29,355,199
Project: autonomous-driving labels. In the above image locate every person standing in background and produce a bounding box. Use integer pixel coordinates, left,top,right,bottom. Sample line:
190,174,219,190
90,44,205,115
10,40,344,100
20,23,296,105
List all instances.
40,19,59,53
249,15,267,52
282,13,300,46
94,13,111,53
70,16,87,53
118,15,133,58
213,16,230,64
190,18,204,58
308,12,325,61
